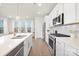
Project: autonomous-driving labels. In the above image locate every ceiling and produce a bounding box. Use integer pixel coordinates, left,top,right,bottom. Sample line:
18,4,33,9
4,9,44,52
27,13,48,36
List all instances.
0,3,57,19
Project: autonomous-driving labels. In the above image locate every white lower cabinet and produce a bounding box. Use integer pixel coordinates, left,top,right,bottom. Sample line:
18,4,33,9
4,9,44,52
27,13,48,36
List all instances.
56,40,65,56
24,38,28,56
56,39,79,56
64,45,75,56
64,44,79,56
27,35,32,55
24,35,32,56
65,50,77,56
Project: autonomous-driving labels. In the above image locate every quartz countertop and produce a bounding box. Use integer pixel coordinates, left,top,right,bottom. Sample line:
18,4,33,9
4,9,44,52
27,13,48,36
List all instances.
0,33,32,56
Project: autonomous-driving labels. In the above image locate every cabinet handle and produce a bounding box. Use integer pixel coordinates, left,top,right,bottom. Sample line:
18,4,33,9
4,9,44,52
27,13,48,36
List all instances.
73,52,79,56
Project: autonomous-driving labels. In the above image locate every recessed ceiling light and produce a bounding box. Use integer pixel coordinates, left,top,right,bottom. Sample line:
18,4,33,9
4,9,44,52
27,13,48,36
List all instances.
8,16,12,18
37,12,41,14
16,16,20,19
38,3,42,7
26,16,29,18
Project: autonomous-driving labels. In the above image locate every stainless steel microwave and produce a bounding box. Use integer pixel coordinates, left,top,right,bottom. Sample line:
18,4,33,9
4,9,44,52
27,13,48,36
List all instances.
53,13,64,26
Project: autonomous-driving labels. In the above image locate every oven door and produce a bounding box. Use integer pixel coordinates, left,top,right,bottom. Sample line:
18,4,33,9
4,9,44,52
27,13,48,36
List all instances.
49,35,56,56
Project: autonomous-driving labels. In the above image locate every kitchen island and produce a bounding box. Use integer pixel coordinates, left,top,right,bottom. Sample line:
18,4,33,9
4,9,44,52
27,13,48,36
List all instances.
0,33,32,56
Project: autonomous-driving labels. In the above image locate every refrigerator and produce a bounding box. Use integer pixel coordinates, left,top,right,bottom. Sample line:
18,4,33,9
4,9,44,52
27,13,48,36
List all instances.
42,22,46,41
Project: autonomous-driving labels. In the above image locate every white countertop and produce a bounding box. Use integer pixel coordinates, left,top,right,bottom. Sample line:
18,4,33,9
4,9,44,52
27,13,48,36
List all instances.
0,33,32,56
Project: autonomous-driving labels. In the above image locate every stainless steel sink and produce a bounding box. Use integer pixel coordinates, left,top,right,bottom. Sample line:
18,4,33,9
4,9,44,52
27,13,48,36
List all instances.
11,35,27,39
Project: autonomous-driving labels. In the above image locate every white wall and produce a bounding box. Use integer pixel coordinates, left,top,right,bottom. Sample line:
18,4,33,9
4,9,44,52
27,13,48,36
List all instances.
44,16,50,44
35,16,44,39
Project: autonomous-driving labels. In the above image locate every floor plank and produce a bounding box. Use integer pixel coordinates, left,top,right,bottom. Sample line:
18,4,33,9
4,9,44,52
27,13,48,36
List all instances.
29,38,51,56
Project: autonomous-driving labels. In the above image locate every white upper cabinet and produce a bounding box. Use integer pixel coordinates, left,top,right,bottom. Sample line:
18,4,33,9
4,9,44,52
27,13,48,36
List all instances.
47,3,77,27
53,4,64,17
49,4,64,27
64,3,76,24
57,4,64,15
47,4,57,27
76,4,79,22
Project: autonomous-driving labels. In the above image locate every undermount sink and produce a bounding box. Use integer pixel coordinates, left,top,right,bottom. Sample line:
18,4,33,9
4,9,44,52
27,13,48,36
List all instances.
11,35,27,39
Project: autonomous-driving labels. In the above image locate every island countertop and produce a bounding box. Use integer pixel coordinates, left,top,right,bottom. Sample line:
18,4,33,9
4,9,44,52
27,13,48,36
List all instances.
0,33,32,56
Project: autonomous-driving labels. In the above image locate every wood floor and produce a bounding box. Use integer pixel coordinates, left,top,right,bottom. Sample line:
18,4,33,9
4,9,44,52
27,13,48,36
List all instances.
29,38,52,56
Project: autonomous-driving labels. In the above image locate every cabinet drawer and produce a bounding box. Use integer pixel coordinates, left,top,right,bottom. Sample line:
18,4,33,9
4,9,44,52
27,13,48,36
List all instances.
65,44,76,51
74,49,79,56
65,50,77,56
65,44,79,56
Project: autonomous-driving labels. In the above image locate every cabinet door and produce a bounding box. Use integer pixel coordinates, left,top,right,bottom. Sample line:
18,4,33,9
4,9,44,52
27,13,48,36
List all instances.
24,39,28,56
64,3,76,24
64,44,77,56
58,4,64,15
50,4,64,26
29,36,32,49
65,50,77,56
27,36,32,53
76,4,79,22
56,40,65,56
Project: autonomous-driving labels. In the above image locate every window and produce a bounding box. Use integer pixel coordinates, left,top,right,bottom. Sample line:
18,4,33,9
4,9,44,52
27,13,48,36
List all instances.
26,20,32,32
13,20,26,33
13,20,18,33
20,20,25,32
0,20,4,33
13,19,32,33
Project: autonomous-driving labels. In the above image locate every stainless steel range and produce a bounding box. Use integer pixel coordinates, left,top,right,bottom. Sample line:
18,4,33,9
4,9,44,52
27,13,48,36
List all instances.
49,30,70,56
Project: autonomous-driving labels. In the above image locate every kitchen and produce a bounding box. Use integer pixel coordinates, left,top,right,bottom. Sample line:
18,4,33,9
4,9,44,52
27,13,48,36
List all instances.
0,3,79,56
44,3,79,56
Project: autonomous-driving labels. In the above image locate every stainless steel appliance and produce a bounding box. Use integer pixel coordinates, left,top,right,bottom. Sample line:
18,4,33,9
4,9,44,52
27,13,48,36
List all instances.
49,30,70,56
42,22,46,41
53,13,64,26
49,34,56,56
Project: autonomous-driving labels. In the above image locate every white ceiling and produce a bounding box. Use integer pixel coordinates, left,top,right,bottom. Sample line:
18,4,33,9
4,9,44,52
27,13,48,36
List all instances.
0,3,57,19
